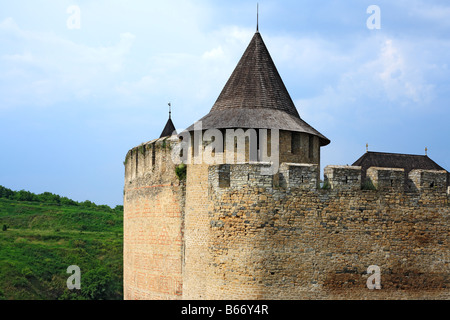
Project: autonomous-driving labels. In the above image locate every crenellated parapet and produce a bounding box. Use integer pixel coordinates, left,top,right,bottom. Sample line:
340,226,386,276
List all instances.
366,167,405,190
323,165,361,191
208,162,320,192
208,162,449,196
208,163,274,192
408,169,448,192
278,163,319,190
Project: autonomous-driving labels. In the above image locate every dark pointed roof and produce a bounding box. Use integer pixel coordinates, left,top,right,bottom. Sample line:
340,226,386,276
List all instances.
187,31,330,146
160,117,176,138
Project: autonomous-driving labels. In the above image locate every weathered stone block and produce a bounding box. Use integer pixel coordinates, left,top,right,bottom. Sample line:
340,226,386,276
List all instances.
324,165,361,191
409,169,448,191
229,163,274,189
279,163,319,190
366,167,404,190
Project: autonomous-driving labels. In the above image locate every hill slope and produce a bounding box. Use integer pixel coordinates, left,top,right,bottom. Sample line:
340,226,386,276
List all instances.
0,187,123,300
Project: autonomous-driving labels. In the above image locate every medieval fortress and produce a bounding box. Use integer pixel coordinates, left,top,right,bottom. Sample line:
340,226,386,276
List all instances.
123,30,450,300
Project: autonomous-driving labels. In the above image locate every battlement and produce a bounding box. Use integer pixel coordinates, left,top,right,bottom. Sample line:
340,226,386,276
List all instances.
366,167,405,190
323,165,361,191
125,136,449,196
278,163,319,190
208,162,449,195
408,169,448,192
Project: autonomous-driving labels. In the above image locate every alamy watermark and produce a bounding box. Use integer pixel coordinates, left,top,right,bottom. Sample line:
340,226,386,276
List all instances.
170,122,280,175
67,5,81,30
67,265,81,290
367,5,381,30
366,265,381,289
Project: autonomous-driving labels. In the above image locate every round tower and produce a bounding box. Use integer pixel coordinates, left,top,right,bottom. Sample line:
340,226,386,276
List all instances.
182,30,330,299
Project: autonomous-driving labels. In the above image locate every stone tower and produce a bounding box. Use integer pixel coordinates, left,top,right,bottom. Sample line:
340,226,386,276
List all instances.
181,29,330,299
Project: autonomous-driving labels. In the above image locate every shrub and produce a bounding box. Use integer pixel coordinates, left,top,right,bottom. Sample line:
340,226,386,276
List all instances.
81,267,119,300
175,164,187,181
321,180,331,190
362,179,377,190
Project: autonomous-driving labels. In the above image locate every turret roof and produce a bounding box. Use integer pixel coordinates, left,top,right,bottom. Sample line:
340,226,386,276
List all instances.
187,31,330,146
160,117,176,138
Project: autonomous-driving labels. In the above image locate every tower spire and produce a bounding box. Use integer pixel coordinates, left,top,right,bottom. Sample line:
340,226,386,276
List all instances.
256,3,259,32
160,102,176,138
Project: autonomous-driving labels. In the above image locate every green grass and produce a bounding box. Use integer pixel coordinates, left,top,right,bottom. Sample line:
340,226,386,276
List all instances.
0,197,123,300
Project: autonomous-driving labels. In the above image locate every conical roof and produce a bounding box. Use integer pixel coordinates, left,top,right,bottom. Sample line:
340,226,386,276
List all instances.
160,117,176,138
187,31,330,146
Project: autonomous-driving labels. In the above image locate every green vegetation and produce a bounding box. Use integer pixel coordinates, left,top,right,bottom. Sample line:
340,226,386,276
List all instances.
362,179,377,190
175,163,187,181
0,185,123,300
321,180,331,190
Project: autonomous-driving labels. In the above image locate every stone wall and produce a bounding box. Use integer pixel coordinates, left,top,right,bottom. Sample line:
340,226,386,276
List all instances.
366,167,405,191
124,139,449,299
324,165,361,191
279,131,320,166
182,164,211,299
203,163,449,299
409,169,448,192
123,136,185,299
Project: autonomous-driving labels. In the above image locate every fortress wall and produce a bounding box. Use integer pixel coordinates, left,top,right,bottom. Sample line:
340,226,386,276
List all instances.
123,137,185,300
204,163,450,299
182,164,212,299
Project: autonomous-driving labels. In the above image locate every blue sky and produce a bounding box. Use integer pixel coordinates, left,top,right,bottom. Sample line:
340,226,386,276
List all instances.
1,0,449,207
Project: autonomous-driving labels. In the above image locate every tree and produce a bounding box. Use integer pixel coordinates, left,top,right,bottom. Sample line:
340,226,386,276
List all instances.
0,185,14,199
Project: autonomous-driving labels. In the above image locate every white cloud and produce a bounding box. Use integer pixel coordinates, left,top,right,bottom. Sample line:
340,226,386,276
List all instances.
290,33,443,139
202,46,224,60
0,17,136,109
375,39,434,104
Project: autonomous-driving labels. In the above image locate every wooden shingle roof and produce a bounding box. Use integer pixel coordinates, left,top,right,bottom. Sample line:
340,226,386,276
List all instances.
353,151,448,185
187,31,330,146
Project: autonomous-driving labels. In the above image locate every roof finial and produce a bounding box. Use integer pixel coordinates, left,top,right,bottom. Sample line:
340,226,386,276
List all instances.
256,3,259,32
366,143,369,153
168,102,171,119
425,146,428,156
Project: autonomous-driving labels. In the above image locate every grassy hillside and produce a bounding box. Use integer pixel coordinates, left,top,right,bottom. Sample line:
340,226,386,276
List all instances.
0,187,123,300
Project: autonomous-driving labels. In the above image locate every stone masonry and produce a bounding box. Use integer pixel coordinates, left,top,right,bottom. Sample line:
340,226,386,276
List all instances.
124,138,450,300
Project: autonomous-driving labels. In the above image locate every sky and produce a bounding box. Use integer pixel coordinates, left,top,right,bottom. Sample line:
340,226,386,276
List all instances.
0,0,449,207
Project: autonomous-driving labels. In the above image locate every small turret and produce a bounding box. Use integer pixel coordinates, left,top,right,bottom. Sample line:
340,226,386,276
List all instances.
159,103,177,138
